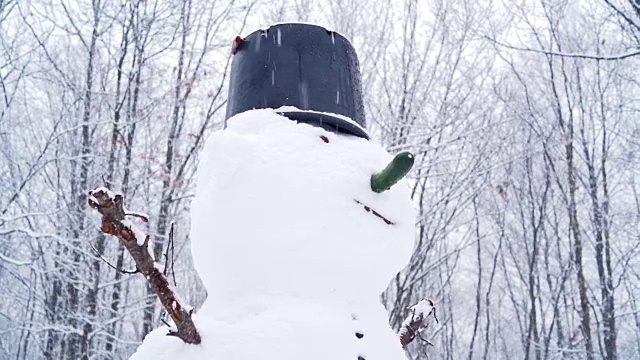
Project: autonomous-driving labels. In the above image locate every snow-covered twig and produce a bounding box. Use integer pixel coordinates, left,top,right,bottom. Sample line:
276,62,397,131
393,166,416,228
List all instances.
88,242,139,274
398,299,437,348
486,36,640,60
87,187,201,344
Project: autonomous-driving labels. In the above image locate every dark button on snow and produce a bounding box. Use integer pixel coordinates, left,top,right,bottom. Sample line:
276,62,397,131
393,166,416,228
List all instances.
358,356,365,360
355,332,364,339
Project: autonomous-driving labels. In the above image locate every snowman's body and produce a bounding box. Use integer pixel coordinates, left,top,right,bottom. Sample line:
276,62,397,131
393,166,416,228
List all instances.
130,109,415,360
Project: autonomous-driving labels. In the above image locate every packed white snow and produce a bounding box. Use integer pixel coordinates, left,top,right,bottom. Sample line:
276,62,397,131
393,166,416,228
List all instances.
130,109,416,360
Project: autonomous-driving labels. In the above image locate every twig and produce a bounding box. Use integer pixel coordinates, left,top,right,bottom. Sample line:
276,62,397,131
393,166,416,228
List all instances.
87,187,201,344
125,211,149,222
160,312,172,328
485,36,640,61
163,222,177,286
417,332,435,346
89,242,139,274
398,299,437,348
354,199,395,225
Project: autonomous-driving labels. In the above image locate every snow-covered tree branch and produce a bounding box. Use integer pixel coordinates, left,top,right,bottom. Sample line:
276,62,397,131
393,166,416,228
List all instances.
398,299,437,348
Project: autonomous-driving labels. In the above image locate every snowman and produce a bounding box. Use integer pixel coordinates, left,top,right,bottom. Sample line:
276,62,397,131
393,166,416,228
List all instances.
130,23,416,360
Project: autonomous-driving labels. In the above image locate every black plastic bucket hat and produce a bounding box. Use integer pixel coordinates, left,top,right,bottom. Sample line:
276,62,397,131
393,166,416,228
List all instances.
225,23,369,139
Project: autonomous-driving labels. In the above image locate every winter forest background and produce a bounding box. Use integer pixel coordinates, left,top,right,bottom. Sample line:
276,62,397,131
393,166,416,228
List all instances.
1,0,639,359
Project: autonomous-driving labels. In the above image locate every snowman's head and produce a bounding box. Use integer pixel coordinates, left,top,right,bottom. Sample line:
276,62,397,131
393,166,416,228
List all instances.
191,110,416,306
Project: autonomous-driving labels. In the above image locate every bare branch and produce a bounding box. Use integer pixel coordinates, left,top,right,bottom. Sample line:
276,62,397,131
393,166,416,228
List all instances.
163,222,177,287
486,36,640,60
88,241,138,274
87,187,201,344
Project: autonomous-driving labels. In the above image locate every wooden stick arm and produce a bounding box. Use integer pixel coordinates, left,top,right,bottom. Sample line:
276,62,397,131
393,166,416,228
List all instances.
87,187,201,344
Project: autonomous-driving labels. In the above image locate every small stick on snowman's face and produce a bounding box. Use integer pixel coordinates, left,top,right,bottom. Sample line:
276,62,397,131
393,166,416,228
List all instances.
354,199,394,225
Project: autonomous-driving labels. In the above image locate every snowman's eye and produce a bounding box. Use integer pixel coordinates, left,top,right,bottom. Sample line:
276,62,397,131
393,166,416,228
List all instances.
319,135,329,143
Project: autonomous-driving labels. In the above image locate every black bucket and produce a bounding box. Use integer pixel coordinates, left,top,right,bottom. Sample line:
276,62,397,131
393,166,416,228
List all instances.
225,23,369,139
